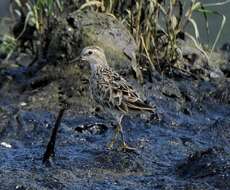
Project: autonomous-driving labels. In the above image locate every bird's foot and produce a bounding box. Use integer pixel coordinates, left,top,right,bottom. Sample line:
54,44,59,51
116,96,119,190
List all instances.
120,142,138,153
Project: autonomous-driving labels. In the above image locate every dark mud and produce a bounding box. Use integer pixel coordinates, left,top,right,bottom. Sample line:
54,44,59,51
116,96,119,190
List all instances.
0,61,230,190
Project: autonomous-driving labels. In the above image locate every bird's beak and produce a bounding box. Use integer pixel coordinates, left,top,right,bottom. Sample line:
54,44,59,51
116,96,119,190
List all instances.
69,56,81,64
69,56,88,70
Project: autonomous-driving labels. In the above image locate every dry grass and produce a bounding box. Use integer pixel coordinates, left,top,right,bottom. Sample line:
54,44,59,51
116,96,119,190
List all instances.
80,0,228,73
1,0,228,73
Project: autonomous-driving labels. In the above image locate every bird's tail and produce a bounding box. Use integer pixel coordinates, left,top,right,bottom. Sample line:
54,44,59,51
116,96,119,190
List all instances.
127,100,156,113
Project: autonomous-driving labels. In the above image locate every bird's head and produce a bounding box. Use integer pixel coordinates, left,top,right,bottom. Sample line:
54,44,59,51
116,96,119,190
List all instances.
79,46,108,71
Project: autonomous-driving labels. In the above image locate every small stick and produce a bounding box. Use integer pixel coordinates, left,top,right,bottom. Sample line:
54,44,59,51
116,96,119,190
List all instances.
42,107,65,163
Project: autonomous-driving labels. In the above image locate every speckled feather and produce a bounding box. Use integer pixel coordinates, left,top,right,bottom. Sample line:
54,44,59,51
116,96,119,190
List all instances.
88,56,155,115
79,46,156,149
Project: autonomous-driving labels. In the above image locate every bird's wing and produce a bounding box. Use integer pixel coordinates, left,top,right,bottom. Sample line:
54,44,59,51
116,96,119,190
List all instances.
103,70,155,113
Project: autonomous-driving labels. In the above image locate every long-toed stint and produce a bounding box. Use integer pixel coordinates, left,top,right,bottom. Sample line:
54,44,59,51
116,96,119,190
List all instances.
43,46,156,163
79,46,156,151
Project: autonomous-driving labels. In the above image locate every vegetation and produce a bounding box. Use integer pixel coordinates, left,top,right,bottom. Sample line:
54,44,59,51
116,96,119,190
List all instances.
0,0,63,61
0,0,229,73
80,0,228,72
0,34,17,60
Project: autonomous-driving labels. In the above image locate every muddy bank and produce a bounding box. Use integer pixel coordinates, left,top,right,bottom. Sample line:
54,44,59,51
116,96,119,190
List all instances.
0,65,230,190
0,9,230,190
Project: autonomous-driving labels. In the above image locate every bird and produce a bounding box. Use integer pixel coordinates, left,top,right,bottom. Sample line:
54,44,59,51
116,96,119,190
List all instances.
79,46,156,151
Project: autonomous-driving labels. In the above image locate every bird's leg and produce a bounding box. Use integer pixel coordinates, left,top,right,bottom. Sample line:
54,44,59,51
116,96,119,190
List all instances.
107,124,120,149
108,115,124,149
42,107,65,164
117,115,136,152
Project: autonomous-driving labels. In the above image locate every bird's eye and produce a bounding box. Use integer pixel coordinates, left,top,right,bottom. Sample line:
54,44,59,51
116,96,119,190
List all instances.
88,51,93,55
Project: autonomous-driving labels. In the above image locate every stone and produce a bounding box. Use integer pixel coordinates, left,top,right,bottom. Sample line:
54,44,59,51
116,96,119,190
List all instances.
47,10,142,81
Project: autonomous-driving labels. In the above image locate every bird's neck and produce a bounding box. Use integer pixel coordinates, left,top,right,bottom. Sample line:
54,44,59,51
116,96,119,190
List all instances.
89,62,98,73
90,60,109,76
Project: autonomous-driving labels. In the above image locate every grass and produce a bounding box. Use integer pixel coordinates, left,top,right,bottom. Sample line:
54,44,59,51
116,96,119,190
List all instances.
0,0,63,60
0,34,17,60
80,0,229,73
1,0,229,74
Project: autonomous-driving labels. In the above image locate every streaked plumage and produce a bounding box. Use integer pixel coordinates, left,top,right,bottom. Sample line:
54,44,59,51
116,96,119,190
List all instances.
80,46,155,150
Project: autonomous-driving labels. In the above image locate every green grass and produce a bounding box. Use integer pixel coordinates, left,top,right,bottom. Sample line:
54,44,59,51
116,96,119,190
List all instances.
1,0,229,73
80,0,229,72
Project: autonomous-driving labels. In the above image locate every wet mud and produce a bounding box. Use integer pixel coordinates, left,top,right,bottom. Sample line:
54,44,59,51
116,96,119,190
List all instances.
0,64,230,190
